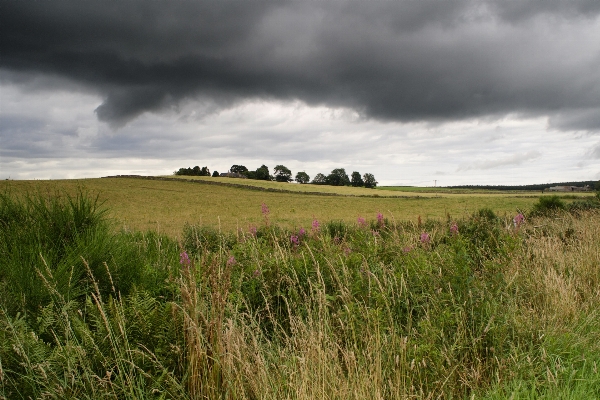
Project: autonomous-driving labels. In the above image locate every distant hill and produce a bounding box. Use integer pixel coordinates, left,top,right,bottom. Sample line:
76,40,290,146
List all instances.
447,180,598,191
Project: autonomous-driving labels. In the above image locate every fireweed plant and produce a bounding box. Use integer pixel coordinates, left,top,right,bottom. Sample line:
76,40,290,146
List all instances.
1,193,600,399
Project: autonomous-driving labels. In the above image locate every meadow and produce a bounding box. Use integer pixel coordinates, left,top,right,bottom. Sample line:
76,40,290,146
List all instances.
1,179,599,399
0,176,593,237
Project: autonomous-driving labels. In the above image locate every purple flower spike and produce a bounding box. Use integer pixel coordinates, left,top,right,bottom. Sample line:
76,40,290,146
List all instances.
249,225,257,237
312,218,320,231
290,235,299,245
450,223,459,235
513,213,525,228
357,217,366,227
420,232,430,244
180,251,191,266
227,255,237,267
377,212,384,225
298,227,306,237
261,203,270,216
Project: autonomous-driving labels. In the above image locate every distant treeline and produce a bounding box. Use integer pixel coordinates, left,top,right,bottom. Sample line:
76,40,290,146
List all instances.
174,164,378,188
447,180,599,191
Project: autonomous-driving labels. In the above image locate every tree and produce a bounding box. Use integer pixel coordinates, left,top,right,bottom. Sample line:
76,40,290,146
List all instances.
312,173,327,185
363,173,378,189
326,168,350,186
212,171,219,177
230,165,248,174
351,171,364,187
200,166,210,176
295,171,310,184
274,165,293,182
255,165,271,181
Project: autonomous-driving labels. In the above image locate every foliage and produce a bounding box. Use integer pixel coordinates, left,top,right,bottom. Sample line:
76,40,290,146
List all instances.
212,170,219,177
273,165,293,182
174,165,210,176
295,171,310,184
363,172,378,188
531,195,566,216
351,171,364,187
326,168,350,186
230,164,248,174
311,172,327,185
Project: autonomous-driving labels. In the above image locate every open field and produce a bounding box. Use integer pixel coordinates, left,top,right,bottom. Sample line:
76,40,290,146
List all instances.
2,177,593,237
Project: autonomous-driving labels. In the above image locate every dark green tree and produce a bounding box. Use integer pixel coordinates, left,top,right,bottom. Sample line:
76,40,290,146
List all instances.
255,165,271,181
212,171,219,177
200,166,210,176
230,165,248,174
274,165,293,182
351,171,364,187
363,173,378,188
326,168,350,186
312,173,327,185
295,171,310,184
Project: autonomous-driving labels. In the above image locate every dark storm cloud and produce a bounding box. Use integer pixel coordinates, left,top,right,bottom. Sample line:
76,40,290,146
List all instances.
2,0,600,129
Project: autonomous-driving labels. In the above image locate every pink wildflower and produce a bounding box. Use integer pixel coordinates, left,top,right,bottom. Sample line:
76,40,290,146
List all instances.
377,212,384,226
513,213,525,228
420,232,430,244
249,225,257,237
357,216,366,227
290,235,299,246
343,246,352,255
312,218,320,231
261,203,270,216
227,255,237,267
180,251,191,266
298,227,306,237
403,246,412,253
253,269,261,278
450,223,459,236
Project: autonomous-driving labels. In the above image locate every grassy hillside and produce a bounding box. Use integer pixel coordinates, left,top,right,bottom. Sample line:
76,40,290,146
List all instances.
3,176,591,237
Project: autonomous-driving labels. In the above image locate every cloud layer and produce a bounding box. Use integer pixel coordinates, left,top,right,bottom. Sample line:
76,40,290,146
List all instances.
2,0,600,130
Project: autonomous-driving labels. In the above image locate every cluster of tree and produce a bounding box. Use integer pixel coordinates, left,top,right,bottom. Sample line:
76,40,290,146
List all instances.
174,166,211,176
174,164,377,188
311,168,378,188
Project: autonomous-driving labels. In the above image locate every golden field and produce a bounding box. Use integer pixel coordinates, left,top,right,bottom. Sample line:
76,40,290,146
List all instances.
1,176,593,237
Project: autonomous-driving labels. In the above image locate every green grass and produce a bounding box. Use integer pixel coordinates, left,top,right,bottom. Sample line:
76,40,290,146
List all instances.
1,190,599,398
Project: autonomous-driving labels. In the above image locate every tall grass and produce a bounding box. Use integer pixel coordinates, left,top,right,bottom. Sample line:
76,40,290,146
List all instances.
1,192,599,398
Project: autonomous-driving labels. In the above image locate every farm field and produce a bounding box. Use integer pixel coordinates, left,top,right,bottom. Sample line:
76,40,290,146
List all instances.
2,176,593,237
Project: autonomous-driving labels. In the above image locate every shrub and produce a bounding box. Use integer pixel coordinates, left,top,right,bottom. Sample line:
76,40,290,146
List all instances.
531,195,565,216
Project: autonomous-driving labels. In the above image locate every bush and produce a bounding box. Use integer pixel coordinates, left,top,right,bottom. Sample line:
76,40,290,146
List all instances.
531,195,565,216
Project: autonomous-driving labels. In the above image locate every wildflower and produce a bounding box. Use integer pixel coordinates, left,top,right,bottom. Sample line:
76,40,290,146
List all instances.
357,216,366,227
180,251,191,266
420,232,430,244
403,246,412,253
227,255,236,267
377,212,384,226
312,218,320,231
290,235,299,246
249,225,257,237
298,227,306,238
261,203,270,216
372,230,380,237
343,246,352,255
450,223,459,236
333,236,341,245
253,269,261,278
513,213,525,228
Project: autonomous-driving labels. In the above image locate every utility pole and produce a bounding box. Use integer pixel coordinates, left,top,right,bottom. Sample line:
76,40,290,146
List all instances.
434,180,437,187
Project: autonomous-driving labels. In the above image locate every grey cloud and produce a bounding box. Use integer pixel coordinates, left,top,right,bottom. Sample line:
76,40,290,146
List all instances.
2,0,600,129
457,151,542,171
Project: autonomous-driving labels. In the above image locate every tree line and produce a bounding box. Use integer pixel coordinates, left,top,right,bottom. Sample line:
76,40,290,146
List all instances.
174,164,378,188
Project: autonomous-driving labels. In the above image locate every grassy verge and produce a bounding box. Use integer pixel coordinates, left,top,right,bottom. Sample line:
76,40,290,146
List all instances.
1,191,599,398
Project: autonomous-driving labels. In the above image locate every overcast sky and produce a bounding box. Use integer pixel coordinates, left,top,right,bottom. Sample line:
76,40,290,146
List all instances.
1,0,599,185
